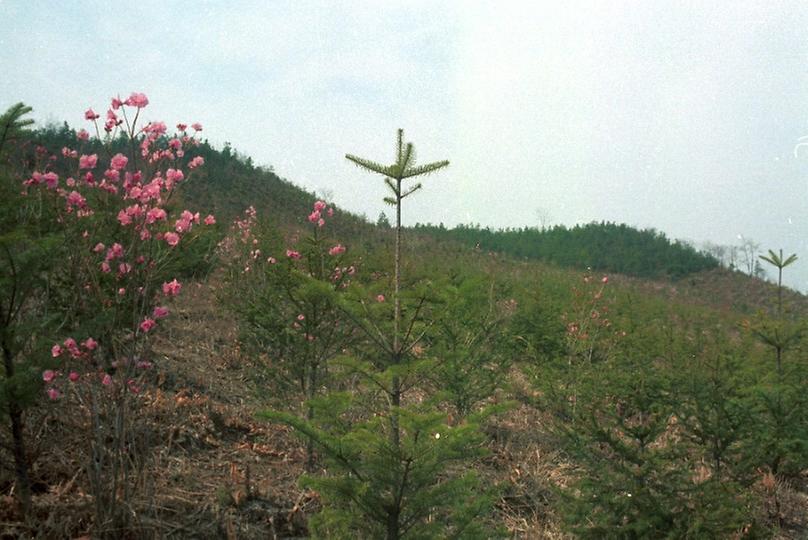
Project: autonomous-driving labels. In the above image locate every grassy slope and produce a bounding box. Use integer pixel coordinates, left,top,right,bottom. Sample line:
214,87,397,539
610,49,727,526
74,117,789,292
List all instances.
3,135,807,537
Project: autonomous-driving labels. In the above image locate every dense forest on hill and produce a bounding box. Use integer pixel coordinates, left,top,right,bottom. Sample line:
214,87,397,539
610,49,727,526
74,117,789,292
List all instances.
414,221,720,279
1,101,807,538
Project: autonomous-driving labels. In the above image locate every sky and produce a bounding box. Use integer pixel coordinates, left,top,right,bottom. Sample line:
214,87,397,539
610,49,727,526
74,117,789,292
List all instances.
3,1,808,289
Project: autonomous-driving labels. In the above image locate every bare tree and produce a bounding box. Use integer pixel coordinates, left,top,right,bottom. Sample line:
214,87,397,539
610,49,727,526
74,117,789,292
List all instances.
740,238,760,276
535,206,552,231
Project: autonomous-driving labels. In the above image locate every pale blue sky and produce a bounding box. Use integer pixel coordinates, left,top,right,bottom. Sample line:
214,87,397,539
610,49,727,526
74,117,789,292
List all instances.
3,1,808,289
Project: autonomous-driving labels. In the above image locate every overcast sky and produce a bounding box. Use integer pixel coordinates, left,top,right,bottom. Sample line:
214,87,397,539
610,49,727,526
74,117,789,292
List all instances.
3,1,808,289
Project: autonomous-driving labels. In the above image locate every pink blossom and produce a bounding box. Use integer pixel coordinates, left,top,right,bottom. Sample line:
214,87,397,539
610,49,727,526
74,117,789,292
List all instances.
125,92,149,108
314,200,327,212
118,287,126,295
267,256,277,264
318,218,325,228
110,153,128,171
601,276,609,283
308,210,320,223
329,244,346,256
68,371,79,382
117,209,132,226
66,191,86,208
118,262,132,274
63,338,77,350
176,123,187,131
164,232,180,247
42,172,59,189
85,108,100,120
174,219,190,233
43,370,56,383
82,337,98,351
47,388,61,400
376,294,386,303
191,122,202,131
79,154,98,169
188,156,204,169
297,314,305,321
286,250,301,260
102,374,112,386
139,318,156,333
204,214,216,225
146,207,167,223
101,261,111,273
77,129,90,141
143,121,167,136
166,168,184,182
106,242,124,260
104,168,120,182
162,279,182,296
153,306,169,319
111,96,124,110
51,344,63,357
327,207,334,217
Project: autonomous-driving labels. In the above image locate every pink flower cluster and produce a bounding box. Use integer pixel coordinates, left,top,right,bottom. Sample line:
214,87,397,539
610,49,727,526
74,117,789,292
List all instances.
330,264,356,285
26,94,212,236
31,94,214,403
307,200,335,228
328,244,346,256
44,336,101,399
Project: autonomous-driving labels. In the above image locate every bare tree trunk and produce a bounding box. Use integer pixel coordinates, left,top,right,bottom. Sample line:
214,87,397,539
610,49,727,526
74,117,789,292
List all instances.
2,343,31,518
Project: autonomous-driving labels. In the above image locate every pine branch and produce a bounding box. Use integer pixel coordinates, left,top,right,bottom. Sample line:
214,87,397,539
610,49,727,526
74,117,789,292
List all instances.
402,160,450,179
397,142,415,175
0,102,34,155
345,154,391,176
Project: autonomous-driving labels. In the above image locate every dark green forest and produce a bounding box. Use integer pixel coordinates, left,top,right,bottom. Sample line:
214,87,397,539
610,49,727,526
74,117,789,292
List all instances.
414,221,720,279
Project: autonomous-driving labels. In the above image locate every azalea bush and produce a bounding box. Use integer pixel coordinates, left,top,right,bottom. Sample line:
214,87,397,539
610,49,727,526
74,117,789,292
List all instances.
19,92,215,534
222,200,359,469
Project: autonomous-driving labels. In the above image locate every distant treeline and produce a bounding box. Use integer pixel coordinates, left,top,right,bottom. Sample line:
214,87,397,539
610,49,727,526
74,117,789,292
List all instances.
412,221,719,278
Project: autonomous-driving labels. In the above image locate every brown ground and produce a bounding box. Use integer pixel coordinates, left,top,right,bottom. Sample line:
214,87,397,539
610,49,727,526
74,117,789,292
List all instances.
2,275,806,538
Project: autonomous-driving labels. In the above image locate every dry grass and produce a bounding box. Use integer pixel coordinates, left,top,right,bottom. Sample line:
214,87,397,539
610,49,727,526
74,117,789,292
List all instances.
3,276,807,538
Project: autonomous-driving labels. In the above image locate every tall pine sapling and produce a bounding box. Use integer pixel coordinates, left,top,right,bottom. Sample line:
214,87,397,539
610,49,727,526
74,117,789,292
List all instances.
264,130,497,538
0,101,49,520
345,128,449,449
751,249,801,379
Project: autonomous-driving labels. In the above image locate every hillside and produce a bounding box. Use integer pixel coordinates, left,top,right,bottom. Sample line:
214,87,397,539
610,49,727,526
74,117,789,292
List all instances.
2,118,807,538
414,221,719,279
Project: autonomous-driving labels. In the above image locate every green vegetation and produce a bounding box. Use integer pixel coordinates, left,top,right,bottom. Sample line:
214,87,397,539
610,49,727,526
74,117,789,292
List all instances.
415,221,719,279
2,108,807,538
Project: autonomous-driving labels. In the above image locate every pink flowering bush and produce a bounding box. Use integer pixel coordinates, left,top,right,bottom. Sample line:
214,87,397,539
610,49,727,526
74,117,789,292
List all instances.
221,201,358,469
20,93,215,531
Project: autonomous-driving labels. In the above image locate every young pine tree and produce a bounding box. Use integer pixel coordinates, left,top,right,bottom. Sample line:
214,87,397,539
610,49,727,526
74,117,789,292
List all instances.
264,130,497,538
0,102,57,520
